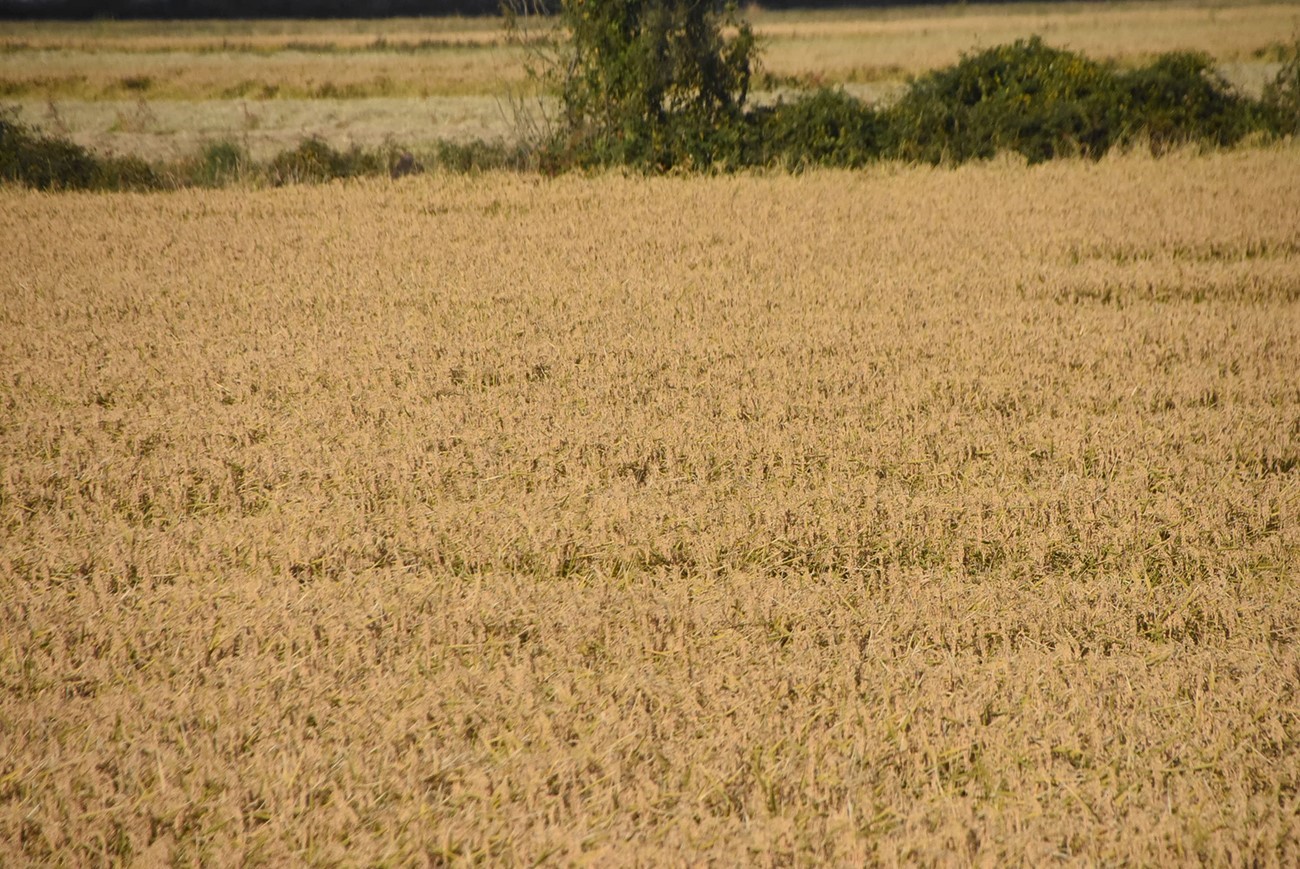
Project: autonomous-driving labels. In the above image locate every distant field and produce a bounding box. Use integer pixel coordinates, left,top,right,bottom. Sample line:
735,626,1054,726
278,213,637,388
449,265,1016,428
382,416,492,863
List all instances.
16,95,516,162
3,0,1296,158
3,147,1299,863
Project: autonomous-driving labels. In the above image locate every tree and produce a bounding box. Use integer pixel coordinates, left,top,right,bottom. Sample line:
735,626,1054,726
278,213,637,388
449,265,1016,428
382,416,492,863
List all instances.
511,0,757,169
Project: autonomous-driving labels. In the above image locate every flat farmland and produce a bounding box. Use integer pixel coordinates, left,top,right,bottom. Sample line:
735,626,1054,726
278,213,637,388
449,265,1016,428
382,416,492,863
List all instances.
3,0,1294,160
3,147,1299,862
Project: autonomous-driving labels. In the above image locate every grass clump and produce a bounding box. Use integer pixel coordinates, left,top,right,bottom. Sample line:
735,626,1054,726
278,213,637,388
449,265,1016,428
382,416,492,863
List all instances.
265,137,383,185
186,139,249,187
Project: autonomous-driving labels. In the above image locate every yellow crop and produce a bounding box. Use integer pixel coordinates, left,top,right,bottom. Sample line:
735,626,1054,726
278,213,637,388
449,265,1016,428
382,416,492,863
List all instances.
3,145,1298,862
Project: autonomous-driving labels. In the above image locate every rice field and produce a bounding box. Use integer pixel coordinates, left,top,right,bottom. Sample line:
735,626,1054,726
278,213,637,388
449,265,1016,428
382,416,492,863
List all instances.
4,0,1300,863
3,144,1299,862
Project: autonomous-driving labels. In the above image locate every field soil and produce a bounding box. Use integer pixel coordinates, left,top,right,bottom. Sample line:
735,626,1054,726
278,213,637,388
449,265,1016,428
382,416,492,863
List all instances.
3,147,1298,863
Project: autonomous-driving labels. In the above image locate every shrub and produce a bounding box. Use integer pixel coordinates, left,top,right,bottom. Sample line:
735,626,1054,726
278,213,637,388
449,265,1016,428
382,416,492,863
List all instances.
433,139,517,173
0,110,160,191
94,154,162,191
880,38,1272,165
266,137,383,185
885,37,1117,164
190,139,248,187
1262,36,1300,136
1113,52,1258,152
1,111,98,189
754,88,885,169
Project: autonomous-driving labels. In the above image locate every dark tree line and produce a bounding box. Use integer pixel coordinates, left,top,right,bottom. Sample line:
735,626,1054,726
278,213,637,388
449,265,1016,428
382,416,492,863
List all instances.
2,0,1066,21
1,0,510,17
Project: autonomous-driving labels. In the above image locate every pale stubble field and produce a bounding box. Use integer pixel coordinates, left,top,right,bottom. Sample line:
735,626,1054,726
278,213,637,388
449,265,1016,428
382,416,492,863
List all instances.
2,147,1299,863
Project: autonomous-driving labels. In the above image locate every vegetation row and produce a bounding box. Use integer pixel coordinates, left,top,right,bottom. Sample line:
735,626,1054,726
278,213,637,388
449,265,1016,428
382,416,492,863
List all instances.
3,27,1299,189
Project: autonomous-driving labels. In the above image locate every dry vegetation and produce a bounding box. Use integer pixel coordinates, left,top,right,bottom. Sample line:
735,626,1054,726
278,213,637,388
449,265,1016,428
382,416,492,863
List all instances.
3,144,1299,862
18,96,514,163
0,17,518,102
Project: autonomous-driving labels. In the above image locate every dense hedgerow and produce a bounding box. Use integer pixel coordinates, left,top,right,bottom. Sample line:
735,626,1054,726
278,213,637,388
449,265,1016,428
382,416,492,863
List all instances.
526,0,1296,174
1111,51,1261,153
266,137,385,184
883,38,1118,164
2,29,1299,189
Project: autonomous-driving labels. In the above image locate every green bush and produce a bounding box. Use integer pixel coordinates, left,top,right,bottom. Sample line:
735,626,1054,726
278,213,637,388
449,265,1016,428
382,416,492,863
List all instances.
4,29,1291,189
1262,37,1300,136
0,110,160,190
884,37,1117,164
754,88,885,169
433,139,519,173
190,139,248,187
881,38,1270,165
1112,51,1258,152
94,154,161,191
2,112,96,189
266,137,384,185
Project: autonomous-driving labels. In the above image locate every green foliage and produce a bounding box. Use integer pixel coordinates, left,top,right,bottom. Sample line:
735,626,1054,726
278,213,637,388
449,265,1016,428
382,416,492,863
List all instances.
266,136,383,185
528,5,1277,173
191,139,248,187
1112,51,1258,152
0,111,98,189
1261,36,1300,136
881,38,1271,165
3,30,1293,190
0,109,160,190
539,0,757,170
94,154,162,190
433,139,520,173
885,37,1117,164
0,116,527,192
754,88,885,169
